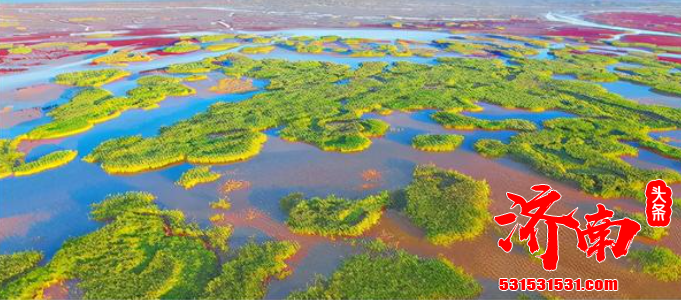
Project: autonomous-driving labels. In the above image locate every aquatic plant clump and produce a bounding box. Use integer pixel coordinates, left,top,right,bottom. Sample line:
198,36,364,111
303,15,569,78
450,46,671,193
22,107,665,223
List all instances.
504,118,681,200
0,192,298,299
412,134,464,152
0,192,218,299
614,209,667,240
288,241,482,299
84,131,267,174
93,51,152,66
432,111,536,131
474,139,508,158
163,42,201,54
12,150,78,177
404,165,491,245
282,191,390,237
206,42,240,52
240,45,276,54
167,58,221,74
54,69,130,87
27,76,195,139
0,138,79,178
0,139,23,178
203,241,299,299
175,166,222,189
630,247,681,282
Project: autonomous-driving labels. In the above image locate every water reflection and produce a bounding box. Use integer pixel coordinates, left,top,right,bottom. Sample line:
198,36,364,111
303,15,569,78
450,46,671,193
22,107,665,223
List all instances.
553,74,681,108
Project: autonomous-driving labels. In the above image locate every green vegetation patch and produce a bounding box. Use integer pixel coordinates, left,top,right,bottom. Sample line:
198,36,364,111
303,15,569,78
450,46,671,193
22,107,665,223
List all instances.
240,45,276,54
54,69,130,87
0,252,43,287
412,134,464,152
0,138,24,178
93,51,152,66
27,76,194,140
432,111,536,131
203,241,299,299
0,191,298,299
505,118,681,199
474,139,508,158
281,191,389,237
12,150,77,177
404,165,491,245
163,42,201,54
0,138,79,178
288,241,482,299
197,34,236,43
614,209,667,240
167,58,221,74
630,247,681,282
7,46,32,55
0,192,219,299
84,129,267,174
176,166,222,189
206,42,240,52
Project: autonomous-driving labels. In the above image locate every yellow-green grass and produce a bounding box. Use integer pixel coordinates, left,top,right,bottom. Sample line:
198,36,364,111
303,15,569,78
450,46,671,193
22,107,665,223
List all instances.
175,166,222,189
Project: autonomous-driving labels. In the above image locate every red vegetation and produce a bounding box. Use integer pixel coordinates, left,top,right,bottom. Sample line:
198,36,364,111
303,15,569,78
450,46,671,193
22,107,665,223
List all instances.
585,12,681,35
544,27,621,41
658,56,681,65
621,35,681,47
0,67,27,74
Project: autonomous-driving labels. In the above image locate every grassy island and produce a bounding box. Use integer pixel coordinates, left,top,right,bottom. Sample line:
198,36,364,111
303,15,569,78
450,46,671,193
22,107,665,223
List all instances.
206,42,240,52
167,58,221,74
27,76,194,140
432,112,536,131
203,241,299,299
54,69,130,87
163,42,201,54
1,138,78,178
240,45,276,54
93,51,152,66
412,134,464,151
197,34,236,43
404,165,491,245
473,139,508,158
288,240,482,299
281,191,390,237
176,166,222,189
12,150,77,177
0,192,298,299
630,247,681,282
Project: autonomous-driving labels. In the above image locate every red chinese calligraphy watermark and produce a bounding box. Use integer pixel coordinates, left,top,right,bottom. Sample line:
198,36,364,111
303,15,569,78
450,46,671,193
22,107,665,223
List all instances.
494,184,641,271
645,179,673,228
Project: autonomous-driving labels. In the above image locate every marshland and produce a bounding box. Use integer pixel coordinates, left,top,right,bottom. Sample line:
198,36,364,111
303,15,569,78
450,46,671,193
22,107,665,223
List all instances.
2,8,681,299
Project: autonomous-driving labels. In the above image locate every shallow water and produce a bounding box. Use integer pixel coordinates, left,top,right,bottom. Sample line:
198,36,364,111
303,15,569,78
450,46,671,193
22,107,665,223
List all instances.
553,74,681,108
